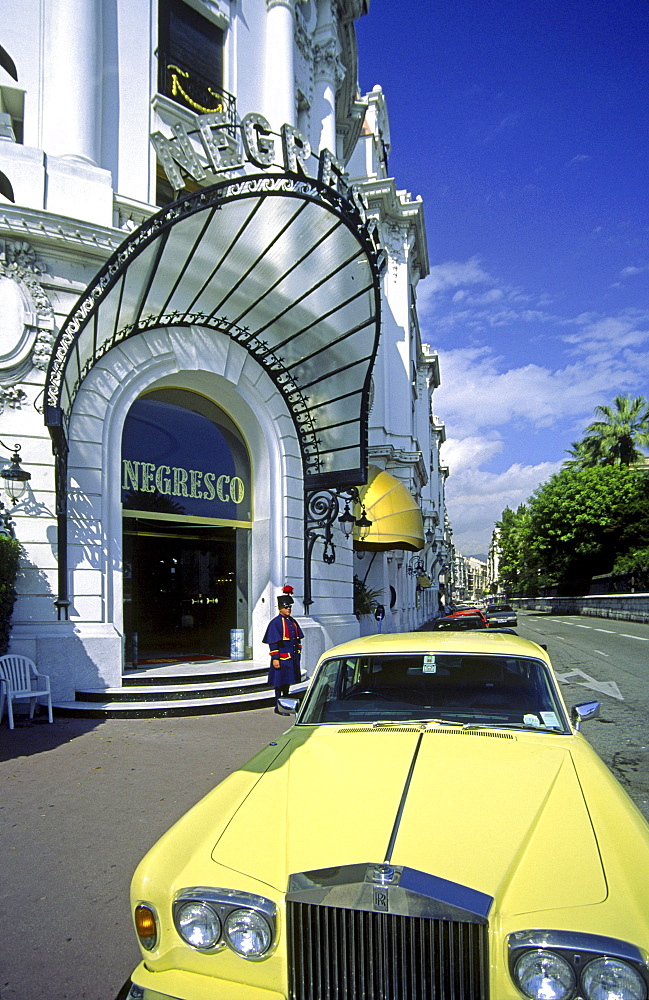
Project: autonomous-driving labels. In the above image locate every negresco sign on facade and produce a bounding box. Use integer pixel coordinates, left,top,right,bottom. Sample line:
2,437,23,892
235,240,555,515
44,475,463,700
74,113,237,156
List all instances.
122,396,251,522
122,461,245,504
151,110,349,194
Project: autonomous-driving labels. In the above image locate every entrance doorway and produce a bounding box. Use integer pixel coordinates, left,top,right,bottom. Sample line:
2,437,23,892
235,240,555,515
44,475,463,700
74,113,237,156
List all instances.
121,388,253,668
123,519,249,665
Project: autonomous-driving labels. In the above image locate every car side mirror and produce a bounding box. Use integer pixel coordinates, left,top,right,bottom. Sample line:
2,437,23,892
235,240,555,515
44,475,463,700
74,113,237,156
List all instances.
277,696,299,716
571,701,600,731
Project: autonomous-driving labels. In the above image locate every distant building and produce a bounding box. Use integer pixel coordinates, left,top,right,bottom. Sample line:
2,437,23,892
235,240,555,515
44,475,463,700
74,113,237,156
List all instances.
452,552,488,603
0,0,450,708
488,526,500,594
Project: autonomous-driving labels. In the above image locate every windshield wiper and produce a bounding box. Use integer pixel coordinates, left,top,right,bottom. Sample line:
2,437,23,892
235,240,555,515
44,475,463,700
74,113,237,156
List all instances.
372,719,466,728
462,721,565,733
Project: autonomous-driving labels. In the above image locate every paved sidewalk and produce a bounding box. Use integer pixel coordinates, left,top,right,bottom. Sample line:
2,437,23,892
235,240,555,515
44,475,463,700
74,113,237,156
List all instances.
0,708,291,1000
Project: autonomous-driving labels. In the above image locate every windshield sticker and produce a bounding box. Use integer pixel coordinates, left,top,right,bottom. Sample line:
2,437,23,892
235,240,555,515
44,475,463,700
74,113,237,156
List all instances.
423,655,437,673
540,712,560,728
523,714,541,727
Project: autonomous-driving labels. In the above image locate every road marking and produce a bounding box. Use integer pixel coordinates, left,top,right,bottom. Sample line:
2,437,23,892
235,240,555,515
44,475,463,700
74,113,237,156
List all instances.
555,668,624,701
553,620,648,642
593,650,609,657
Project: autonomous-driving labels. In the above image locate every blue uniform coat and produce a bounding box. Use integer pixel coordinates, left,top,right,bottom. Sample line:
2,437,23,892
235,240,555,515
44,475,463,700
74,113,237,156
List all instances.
263,613,304,688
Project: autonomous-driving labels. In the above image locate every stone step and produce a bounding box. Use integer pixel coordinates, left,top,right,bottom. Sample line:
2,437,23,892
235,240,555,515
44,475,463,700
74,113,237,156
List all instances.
53,677,309,718
77,674,270,703
53,687,277,718
122,664,266,687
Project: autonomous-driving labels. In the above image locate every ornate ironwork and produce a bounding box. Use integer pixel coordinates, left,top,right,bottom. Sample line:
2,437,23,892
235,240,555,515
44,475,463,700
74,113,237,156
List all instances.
304,485,366,612
407,557,426,577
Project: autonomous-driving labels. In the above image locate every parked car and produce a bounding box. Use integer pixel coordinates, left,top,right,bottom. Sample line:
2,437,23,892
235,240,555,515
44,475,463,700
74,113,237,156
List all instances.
448,606,490,623
125,631,649,1000
486,603,518,627
432,613,489,630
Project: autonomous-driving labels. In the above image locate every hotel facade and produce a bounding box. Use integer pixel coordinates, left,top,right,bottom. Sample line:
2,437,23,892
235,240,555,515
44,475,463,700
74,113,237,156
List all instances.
0,0,451,712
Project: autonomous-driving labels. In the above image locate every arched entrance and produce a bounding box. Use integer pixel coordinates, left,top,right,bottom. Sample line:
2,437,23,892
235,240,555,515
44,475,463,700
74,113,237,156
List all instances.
120,388,251,665
44,168,384,626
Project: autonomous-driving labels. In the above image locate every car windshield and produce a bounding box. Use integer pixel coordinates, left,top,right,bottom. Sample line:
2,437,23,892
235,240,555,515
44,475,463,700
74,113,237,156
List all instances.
488,605,514,613
298,652,569,732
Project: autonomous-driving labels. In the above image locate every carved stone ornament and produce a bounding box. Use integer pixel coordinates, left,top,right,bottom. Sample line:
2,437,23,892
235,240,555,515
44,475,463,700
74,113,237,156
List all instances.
295,6,314,61
383,223,409,279
0,241,55,387
314,38,346,86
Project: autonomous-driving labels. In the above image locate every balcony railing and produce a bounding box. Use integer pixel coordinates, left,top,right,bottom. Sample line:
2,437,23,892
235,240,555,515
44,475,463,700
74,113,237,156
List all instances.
158,52,236,125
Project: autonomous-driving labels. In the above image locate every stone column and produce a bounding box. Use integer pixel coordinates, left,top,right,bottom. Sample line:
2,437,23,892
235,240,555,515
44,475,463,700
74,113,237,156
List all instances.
41,0,102,163
265,0,297,130
314,38,345,155
313,0,345,156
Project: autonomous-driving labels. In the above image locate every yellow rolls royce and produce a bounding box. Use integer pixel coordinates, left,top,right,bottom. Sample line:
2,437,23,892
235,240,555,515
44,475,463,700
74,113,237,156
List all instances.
125,632,649,1000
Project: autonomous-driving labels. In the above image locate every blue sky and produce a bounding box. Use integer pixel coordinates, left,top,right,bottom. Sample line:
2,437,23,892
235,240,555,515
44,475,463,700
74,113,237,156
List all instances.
356,0,649,556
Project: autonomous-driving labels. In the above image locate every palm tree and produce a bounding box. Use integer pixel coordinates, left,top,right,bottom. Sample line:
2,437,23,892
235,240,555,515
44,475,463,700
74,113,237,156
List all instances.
582,394,649,466
564,434,606,469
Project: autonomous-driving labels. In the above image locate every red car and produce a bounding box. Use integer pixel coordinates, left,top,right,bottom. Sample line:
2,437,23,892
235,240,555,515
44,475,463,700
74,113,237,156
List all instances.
447,606,489,624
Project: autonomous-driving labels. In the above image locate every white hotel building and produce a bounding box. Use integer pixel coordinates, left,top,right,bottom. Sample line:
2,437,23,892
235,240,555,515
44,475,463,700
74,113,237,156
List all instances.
0,0,450,714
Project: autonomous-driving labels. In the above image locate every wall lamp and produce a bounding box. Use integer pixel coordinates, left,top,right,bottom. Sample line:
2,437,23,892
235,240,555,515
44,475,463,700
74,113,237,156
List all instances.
0,441,31,504
407,557,426,577
337,495,372,542
304,485,373,611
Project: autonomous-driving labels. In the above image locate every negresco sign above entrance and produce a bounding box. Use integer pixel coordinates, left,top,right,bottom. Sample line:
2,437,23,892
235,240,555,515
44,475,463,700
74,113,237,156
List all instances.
151,111,354,198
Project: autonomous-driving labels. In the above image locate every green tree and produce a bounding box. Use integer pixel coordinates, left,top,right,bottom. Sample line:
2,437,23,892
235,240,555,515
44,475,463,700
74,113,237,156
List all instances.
577,394,649,467
563,434,605,470
613,548,649,591
496,504,537,596
526,465,648,591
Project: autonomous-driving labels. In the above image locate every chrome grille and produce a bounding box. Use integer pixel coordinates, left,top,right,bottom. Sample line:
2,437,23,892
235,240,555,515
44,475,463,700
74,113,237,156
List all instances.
287,902,489,1000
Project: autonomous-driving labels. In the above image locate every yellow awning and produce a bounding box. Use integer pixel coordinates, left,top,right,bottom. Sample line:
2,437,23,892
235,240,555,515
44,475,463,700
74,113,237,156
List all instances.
354,466,425,552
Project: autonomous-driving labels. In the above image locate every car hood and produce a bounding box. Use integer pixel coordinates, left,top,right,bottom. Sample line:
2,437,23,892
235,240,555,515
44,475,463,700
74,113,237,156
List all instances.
212,727,606,917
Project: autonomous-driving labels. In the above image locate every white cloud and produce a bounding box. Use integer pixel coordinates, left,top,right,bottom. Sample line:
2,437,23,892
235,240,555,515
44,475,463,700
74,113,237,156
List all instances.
417,257,649,553
566,312,649,353
432,347,631,439
417,256,554,334
565,154,591,168
440,449,562,554
416,258,492,318
618,263,649,280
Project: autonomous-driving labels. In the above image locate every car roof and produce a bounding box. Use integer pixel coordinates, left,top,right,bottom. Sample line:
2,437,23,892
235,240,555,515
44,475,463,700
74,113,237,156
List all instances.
317,630,551,665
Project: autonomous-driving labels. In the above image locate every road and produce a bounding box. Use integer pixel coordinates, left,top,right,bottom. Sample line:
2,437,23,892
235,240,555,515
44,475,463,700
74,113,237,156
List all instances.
516,610,649,820
0,612,647,1000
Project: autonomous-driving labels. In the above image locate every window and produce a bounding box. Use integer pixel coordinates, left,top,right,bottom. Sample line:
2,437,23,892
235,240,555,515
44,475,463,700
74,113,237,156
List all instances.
0,86,24,144
158,0,225,115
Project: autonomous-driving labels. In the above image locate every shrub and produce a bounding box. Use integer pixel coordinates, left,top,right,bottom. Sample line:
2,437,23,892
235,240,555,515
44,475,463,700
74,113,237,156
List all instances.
0,534,21,654
353,575,383,618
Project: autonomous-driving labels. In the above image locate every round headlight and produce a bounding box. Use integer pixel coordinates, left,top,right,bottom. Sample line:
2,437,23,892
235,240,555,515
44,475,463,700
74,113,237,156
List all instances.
224,908,272,958
582,958,647,1000
514,949,576,1000
176,901,222,950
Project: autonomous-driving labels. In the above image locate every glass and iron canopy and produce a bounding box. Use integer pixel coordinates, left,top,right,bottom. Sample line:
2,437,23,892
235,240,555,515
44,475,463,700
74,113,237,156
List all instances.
45,173,384,491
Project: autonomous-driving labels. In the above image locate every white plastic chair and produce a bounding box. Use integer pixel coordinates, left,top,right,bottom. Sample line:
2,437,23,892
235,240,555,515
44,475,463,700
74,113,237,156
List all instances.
0,654,53,729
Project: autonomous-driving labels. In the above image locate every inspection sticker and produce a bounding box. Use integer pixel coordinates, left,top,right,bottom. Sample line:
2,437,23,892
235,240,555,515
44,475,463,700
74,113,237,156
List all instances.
423,655,437,673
